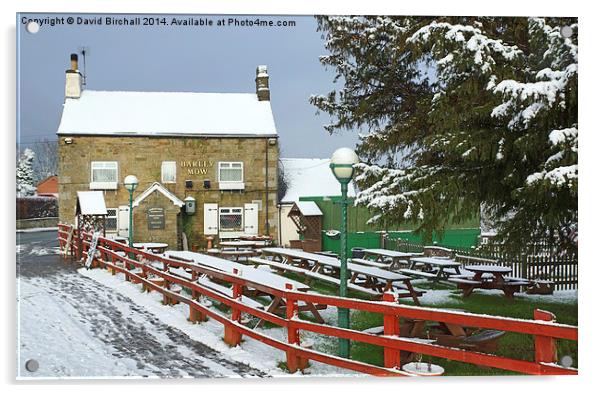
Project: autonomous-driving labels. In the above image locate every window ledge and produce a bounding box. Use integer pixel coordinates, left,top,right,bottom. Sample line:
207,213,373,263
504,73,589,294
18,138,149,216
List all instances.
90,182,118,190
219,182,245,190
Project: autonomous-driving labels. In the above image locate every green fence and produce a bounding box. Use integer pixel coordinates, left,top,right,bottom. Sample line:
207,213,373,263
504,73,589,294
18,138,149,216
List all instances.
321,228,481,256
300,196,480,233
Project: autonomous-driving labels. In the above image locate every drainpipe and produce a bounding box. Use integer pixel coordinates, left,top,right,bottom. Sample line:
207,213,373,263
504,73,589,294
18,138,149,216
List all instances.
265,138,269,236
277,203,282,246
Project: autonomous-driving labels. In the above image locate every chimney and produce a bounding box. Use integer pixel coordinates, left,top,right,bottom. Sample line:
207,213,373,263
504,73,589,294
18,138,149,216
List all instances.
65,53,82,99
255,65,270,101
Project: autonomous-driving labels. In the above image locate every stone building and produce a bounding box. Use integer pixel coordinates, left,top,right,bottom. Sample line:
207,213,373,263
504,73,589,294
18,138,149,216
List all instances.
57,54,279,249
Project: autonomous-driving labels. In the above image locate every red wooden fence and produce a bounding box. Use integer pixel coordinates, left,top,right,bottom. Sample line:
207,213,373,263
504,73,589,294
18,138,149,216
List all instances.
58,224,578,377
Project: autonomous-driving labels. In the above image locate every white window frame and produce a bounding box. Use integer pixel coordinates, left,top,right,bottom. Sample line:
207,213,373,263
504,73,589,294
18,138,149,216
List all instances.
105,208,118,233
218,161,245,190
161,161,177,184
90,161,118,190
218,207,244,232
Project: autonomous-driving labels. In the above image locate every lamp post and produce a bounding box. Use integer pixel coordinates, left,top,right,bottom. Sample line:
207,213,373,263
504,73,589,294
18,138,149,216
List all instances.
124,175,139,248
329,147,359,359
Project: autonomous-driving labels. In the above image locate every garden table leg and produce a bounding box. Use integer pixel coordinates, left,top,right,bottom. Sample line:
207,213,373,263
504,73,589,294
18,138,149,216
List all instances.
405,280,421,306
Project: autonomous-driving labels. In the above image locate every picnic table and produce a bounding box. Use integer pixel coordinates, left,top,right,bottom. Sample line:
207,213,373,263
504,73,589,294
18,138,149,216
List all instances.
449,265,531,299
219,240,270,249
132,242,169,254
165,251,325,324
260,247,423,304
406,256,462,283
362,249,423,270
364,308,505,359
207,247,258,261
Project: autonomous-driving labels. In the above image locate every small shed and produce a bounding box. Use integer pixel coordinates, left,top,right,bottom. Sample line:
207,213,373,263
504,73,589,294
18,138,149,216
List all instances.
288,201,323,252
76,191,108,236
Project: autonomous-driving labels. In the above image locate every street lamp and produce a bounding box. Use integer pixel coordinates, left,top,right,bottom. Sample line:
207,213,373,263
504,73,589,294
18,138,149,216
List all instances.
124,175,139,248
329,147,359,359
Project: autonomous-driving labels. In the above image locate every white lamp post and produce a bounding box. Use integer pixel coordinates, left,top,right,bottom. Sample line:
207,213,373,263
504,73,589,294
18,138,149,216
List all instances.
329,147,359,359
124,175,139,247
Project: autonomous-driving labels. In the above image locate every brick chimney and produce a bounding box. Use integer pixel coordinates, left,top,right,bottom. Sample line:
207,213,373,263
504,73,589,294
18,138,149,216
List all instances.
255,65,270,101
65,53,82,99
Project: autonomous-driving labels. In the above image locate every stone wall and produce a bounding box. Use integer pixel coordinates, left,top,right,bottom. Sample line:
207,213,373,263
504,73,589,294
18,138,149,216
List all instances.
133,190,181,249
58,136,279,248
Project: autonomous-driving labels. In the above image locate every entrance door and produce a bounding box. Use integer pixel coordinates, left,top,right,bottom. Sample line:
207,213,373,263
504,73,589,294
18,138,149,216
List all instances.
118,205,130,238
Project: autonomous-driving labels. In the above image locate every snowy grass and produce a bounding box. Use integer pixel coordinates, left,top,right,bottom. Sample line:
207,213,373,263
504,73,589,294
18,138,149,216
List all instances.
272,271,577,376
350,288,577,376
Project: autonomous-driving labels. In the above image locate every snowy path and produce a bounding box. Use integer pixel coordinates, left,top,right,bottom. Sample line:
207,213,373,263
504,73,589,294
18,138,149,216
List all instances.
18,272,267,378
17,231,267,379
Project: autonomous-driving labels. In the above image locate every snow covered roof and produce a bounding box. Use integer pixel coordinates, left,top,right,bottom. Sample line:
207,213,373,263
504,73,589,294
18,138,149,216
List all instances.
57,90,277,137
280,158,356,203
76,191,108,215
294,201,323,217
133,182,184,208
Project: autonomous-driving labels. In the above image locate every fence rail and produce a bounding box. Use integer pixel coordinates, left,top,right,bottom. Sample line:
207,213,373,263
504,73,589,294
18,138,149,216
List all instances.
386,238,578,290
58,224,578,376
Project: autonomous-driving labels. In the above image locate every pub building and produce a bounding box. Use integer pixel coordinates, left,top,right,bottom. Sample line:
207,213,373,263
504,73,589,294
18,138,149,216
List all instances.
57,54,279,249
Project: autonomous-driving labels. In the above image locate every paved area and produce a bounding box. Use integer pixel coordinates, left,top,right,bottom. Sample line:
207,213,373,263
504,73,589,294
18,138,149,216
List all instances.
16,230,267,378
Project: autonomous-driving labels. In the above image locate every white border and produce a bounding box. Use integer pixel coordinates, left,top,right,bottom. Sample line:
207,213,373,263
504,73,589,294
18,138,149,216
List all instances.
4,1,600,392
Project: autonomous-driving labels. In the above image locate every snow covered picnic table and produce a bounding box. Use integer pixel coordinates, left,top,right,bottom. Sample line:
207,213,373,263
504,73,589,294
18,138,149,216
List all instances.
207,248,258,261
449,265,532,299
166,250,309,291
219,240,257,248
133,242,169,254
396,256,464,283
362,248,423,269
164,250,326,325
260,247,424,304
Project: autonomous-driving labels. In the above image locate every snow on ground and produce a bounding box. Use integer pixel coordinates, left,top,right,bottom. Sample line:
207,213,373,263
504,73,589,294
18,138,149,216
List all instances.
509,289,577,304
28,246,62,256
18,264,269,379
79,267,361,378
17,244,61,256
18,279,147,379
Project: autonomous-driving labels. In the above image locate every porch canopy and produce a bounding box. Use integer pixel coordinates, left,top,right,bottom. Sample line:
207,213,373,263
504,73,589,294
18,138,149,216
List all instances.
76,191,108,235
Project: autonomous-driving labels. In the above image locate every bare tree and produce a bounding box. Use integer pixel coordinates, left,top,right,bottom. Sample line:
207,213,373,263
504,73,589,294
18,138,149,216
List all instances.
30,139,58,182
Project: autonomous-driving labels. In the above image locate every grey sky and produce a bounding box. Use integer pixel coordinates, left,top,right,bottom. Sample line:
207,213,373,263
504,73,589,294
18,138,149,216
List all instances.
16,13,358,158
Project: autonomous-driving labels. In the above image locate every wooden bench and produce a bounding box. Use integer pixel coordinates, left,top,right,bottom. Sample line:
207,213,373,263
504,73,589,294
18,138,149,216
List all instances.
248,257,308,275
459,329,506,352
448,278,481,285
303,270,382,298
197,277,265,310
351,258,390,268
398,268,437,279
455,254,499,264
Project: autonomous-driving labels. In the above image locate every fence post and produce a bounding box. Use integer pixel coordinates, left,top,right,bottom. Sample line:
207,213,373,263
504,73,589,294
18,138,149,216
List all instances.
533,309,558,365
224,268,242,347
382,291,401,370
284,282,308,373
189,271,208,323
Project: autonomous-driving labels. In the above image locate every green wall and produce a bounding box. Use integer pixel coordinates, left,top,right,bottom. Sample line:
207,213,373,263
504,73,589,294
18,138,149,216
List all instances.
298,195,480,255
322,228,481,256
300,196,480,232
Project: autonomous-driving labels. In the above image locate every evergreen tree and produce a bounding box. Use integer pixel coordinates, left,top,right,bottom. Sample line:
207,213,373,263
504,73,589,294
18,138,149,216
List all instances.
311,16,577,254
17,148,36,197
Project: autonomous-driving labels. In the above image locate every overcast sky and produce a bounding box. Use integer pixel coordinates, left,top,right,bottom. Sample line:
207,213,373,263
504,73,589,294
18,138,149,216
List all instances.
17,13,359,158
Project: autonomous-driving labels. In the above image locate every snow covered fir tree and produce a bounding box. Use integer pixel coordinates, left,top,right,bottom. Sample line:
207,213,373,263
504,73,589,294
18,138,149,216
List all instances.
17,148,36,197
311,16,577,254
